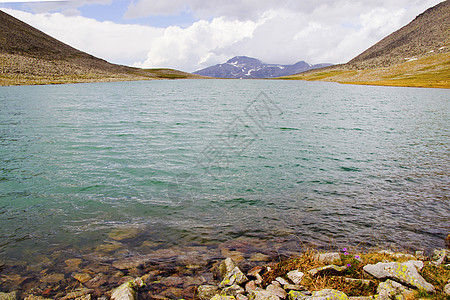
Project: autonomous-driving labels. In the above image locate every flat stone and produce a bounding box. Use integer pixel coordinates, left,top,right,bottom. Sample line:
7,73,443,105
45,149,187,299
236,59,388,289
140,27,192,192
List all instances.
219,267,248,288
72,273,92,283
0,292,17,300
275,277,289,285
65,259,83,269
266,282,287,299
61,289,94,300
363,260,435,292
248,290,280,300
219,258,237,280
377,279,414,299
287,270,304,285
308,265,347,277
311,289,349,299
108,227,141,241
250,253,271,262
315,252,341,264
113,258,146,270
41,273,65,283
222,285,245,296
197,285,219,300
248,266,264,277
96,242,124,252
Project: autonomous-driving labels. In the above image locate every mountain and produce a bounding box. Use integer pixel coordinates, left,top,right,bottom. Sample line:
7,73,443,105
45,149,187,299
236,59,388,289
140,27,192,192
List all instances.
0,10,203,86
193,56,332,79
282,0,450,88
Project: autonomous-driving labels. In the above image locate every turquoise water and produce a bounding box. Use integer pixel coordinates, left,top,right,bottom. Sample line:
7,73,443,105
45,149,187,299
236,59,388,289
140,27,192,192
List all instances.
0,80,449,261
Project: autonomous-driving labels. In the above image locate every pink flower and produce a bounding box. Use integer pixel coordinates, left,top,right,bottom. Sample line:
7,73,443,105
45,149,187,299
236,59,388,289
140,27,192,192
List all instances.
344,252,349,255
355,255,360,259
346,264,351,267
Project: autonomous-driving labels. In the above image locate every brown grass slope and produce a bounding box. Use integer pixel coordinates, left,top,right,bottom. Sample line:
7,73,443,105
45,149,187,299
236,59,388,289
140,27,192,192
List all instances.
282,0,450,88
0,10,203,85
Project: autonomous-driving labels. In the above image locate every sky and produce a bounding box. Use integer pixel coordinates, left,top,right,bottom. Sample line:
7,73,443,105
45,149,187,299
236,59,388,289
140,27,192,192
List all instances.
0,0,444,72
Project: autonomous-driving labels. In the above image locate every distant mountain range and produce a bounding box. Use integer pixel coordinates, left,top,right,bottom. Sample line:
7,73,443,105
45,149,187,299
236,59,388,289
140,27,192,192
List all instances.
193,56,332,79
285,0,449,88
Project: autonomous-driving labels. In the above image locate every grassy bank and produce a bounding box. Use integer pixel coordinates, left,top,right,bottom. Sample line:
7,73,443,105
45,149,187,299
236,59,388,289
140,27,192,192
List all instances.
280,52,450,89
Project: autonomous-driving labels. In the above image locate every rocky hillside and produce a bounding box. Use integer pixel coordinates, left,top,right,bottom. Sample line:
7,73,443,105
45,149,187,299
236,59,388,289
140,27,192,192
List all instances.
347,0,449,69
194,56,332,79
0,10,202,85
283,1,450,88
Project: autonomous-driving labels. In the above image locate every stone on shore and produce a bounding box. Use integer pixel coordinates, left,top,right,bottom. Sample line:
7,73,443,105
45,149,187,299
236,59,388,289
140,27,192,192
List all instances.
222,285,246,297
219,258,238,280
444,281,450,295
248,290,280,300
219,267,249,288
432,249,449,265
315,252,341,264
363,260,435,292
287,270,304,285
376,279,413,299
275,277,289,285
197,285,220,300
110,277,144,300
266,281,287,299
310,289,349,299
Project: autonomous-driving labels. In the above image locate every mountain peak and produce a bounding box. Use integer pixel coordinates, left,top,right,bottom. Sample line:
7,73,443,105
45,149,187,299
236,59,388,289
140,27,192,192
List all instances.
194,57,332,78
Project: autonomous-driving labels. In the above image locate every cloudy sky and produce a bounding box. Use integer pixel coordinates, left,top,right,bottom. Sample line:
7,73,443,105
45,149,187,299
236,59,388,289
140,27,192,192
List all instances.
0,0,444,72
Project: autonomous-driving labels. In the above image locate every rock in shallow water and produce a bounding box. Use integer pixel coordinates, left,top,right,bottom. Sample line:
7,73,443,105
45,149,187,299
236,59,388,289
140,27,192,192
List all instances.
363,260,435,292
110,278,144,300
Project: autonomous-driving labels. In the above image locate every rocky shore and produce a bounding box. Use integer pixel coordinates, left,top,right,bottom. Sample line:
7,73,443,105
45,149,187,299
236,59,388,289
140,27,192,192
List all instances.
1,241,449,300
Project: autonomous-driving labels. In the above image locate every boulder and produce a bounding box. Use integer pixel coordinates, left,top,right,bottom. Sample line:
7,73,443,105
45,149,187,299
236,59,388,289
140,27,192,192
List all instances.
363,260,435,292
110,277,145,300
219,258,237,280
219,267,248,288
287,270,304,285
197,285,219,300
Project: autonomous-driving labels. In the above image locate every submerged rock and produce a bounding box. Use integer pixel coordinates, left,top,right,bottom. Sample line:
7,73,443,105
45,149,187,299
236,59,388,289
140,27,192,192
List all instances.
363,260,435,292
108,227,141,241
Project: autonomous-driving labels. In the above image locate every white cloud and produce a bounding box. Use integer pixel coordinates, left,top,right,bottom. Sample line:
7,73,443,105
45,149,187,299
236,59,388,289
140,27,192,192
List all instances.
3,0,445,72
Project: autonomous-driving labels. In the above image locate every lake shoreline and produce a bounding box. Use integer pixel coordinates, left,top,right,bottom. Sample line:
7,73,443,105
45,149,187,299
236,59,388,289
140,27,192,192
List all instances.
1,237,449,299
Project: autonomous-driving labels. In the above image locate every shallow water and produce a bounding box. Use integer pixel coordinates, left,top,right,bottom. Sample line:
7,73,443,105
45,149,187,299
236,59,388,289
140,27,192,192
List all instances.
0,79,449,267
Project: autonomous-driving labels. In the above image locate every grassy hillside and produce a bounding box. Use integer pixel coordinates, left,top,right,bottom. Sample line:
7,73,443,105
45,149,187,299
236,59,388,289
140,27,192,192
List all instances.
281,1,450,89
0,10,203,86
281,52,450,88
